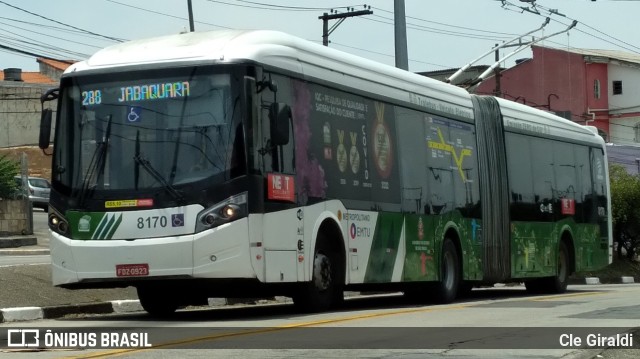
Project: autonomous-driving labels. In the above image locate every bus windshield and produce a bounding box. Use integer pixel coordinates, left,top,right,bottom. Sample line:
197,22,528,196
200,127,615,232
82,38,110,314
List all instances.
54,67,242,195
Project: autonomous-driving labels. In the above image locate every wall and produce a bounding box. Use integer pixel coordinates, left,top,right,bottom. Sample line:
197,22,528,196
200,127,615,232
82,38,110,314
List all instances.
477,47,588,122
610,116,640,145
0,199,28,236
0,82,56,148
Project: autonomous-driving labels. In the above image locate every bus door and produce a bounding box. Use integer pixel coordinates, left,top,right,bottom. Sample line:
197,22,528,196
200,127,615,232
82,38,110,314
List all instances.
256,73,301,282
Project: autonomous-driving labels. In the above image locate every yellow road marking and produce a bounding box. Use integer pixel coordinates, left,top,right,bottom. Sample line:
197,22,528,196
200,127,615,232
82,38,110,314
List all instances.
532,291,605,301
59,291,607,358
62,304,469,358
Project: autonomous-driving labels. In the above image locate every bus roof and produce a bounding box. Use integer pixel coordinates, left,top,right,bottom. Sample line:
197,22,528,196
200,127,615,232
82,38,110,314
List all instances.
67,30,473,118
496,97,603,146
67,29,602,146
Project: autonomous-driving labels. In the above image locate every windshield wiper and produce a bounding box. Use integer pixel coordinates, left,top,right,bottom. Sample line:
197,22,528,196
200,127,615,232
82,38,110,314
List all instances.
133,132,185,203
77,116,111,208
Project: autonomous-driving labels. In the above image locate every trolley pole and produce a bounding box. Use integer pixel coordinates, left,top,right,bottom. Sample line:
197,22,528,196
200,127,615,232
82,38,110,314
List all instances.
319,7,373,46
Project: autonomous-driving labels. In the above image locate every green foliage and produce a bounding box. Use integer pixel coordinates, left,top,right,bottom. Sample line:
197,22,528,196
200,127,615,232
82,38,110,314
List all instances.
0,155,20,199
609,164,640,260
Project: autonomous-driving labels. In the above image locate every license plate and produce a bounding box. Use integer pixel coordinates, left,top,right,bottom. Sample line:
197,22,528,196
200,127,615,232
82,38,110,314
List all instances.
116,264,149,277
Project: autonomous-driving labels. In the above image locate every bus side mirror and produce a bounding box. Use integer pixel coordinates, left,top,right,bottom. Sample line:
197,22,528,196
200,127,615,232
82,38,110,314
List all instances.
39,88,59,151
269,103,291,146
39,109,52,150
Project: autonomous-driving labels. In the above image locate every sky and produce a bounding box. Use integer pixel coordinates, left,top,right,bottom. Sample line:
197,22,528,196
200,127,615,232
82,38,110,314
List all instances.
0,0,639,74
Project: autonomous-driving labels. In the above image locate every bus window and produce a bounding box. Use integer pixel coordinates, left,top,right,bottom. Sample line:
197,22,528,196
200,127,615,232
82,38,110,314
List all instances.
530,137,555,221
506,133,534,221
575,145,591,223
259,73,295,175
395,107,428,214
553,141,577,217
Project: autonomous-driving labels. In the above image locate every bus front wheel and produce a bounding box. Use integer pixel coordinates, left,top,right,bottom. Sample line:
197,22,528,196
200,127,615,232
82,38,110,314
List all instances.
293,237,343,312
136,286,179,317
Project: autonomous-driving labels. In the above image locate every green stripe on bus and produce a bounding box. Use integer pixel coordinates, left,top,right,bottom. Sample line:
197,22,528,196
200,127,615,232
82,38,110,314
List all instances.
363,213,404,283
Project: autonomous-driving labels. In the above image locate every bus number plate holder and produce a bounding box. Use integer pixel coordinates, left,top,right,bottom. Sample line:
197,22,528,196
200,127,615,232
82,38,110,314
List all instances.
116,264,149,277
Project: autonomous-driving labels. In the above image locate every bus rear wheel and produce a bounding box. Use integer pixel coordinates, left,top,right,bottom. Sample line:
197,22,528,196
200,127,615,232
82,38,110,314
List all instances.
432,239,460,304
293,237,343,312
525,241,570,294
136,286,179,317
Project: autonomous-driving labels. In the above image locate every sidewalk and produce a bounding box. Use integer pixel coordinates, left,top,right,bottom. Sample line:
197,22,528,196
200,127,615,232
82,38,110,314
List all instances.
0,231,139,323
0,234,50,255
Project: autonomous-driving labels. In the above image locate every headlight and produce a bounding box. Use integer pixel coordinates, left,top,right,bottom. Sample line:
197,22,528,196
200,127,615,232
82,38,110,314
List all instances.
48,207,70,235
196,192,247,233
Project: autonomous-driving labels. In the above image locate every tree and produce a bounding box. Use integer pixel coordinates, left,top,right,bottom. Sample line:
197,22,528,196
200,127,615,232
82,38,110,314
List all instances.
0,155,20,199
609,164,640,260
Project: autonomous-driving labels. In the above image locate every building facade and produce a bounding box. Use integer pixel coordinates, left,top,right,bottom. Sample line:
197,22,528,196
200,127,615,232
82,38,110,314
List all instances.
474,46,640,146
0,59,71,148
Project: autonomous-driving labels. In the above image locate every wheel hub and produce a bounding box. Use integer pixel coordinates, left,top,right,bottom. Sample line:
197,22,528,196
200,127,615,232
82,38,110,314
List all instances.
313,252,332,291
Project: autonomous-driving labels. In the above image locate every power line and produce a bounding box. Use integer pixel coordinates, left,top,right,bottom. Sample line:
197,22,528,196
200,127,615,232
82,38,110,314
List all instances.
233,0,358,11
1,37,81,62
0,24,95,57
0,34,89,59
366,14,513,42
204,0,324,11
0,0,125,43
0,20,104,50
203,0,357,12
500,0,640,55
329,41,450,69
0,43,75,64
370,6,520,37
104,0,233,30
0,16,119,43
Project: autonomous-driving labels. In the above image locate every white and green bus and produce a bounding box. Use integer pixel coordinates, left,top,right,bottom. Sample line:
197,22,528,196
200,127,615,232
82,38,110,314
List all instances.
40,30,612,316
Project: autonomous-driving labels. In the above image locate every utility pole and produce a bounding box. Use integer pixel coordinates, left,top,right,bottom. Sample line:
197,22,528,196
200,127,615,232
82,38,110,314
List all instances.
494,43,501,96
394,0,408,70
187,0,195,32
319,7,372,46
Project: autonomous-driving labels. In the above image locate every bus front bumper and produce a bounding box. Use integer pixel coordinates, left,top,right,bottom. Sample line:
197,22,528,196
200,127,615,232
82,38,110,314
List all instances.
50,218,256,287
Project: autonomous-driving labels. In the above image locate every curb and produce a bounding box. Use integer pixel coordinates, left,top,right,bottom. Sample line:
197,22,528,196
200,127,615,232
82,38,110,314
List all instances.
0,301,144,323
0,297,296,323
569,276,638,285
0,249,50,256
0,236,38,249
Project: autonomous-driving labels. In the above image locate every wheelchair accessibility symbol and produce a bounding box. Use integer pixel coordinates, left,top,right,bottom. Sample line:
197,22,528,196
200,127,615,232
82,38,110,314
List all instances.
127,107,142,122
171,213,184,227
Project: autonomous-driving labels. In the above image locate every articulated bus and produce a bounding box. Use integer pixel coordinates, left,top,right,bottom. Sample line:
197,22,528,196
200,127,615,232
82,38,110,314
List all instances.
39,30,612,316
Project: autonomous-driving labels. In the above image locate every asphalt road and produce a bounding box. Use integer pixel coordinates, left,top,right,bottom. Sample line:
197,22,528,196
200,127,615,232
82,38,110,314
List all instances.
0,209,138,309
1,284,639,358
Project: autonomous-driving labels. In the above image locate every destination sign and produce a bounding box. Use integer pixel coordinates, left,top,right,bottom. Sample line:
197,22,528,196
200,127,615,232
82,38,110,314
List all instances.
81,81,191,106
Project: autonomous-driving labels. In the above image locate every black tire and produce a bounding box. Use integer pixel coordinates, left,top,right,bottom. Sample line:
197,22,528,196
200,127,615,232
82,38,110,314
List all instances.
136,286,179,317
525,241,570,294
458,281,474,298
524,278,544,293
432,239,460,304
550,241,570,293
293,236,344,312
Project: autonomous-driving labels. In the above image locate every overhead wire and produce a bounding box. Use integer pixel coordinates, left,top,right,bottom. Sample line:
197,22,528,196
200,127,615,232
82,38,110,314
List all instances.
500,0,640,55
0,43,76,64
0,0,125,43
0,20,101,52
104,0,233,30
0,16,120,43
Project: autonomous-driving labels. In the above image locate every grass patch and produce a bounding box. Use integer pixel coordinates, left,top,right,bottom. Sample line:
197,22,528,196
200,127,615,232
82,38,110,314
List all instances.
571,259,640,284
